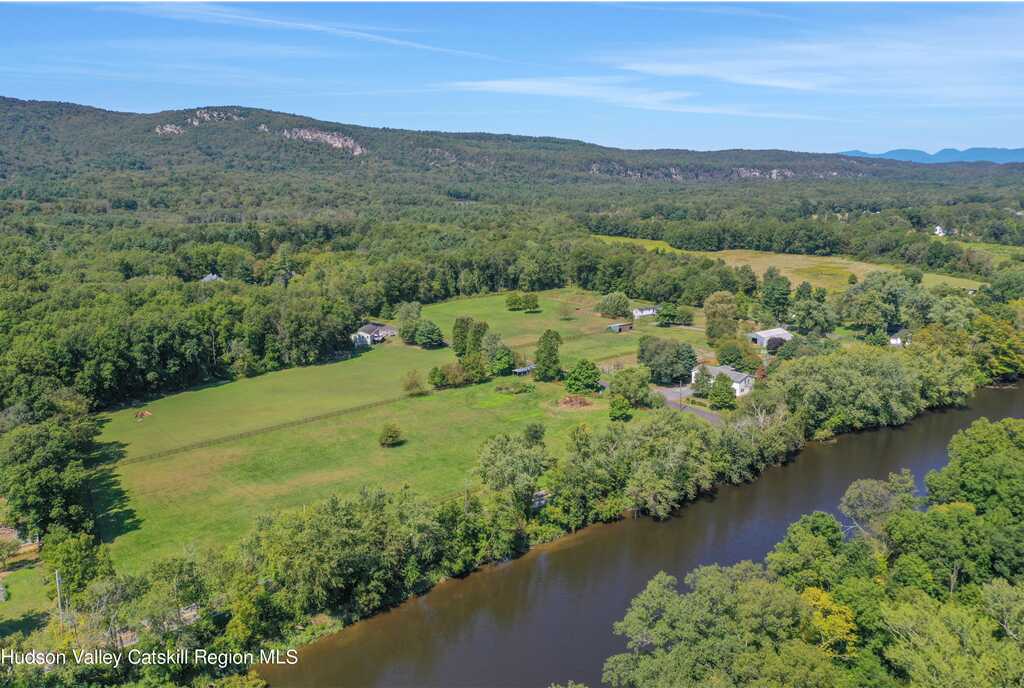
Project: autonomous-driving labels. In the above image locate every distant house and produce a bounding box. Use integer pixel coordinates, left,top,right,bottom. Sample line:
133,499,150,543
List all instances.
889,329,911,347
608,322,634,333
352,322,397,347
749,327,793,349
200,273,222,282
692,364,754,397
513,363,536,376
632,306,657,319
934,225,947,237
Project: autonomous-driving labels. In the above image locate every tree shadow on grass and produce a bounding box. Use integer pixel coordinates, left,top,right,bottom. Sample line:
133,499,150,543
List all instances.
88,436,142,544
0,611,48,638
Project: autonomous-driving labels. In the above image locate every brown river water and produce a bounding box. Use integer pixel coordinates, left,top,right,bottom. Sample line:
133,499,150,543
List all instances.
261,385,1024,688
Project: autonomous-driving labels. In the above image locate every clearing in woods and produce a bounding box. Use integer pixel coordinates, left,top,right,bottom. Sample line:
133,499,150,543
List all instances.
597,235,984,292
86,288,706,573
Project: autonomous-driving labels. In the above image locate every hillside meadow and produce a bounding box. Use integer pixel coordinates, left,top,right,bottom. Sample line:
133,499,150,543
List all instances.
597,235,983,292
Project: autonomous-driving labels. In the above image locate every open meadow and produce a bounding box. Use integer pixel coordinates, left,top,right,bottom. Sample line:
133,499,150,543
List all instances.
11,288,708,622
598,235,984,291
86,289,706,573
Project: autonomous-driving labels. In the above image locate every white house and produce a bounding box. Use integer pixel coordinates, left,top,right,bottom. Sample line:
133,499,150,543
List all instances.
934,225,947,237
632,306,658,319
200,273,222,282
691,364,754,397
749,327,793,349
889,329,911,347
352,322,397,348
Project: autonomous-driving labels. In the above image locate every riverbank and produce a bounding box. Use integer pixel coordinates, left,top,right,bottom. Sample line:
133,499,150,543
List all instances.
260,384,1023,688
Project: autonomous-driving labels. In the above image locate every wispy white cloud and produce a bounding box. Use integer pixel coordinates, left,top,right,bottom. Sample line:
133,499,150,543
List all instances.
100,38,340,60
604,7,1024,105
443,76,824,120
105,3,504,62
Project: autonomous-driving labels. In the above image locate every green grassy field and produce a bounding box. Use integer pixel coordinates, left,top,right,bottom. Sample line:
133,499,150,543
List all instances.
948,238,1024,265
598,235,984,292
0,288,707,626
98,289,702,462
88,289,704,571
0,558,50,637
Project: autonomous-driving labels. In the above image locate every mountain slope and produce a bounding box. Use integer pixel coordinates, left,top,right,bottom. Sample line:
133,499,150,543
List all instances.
842,147,1024,164
3,96,1015,189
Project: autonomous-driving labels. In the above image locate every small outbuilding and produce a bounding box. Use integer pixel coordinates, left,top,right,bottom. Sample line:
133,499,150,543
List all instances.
608,322,634,333
632,306,657,319
691,364,754,397
749,327,793,349
513,363,536,376
889,329,911,347
200,273,222,282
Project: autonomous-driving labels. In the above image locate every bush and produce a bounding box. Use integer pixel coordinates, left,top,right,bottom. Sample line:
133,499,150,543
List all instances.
402,370,427,396
429,362,468,389
522,293,540,312
609,395,633,421
378,422,403,447
414,320,445,348
506,292,524,311
565,359,602,393
496,381,535,394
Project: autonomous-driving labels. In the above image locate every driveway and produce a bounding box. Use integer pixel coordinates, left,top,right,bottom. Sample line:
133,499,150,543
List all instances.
652,384,723,425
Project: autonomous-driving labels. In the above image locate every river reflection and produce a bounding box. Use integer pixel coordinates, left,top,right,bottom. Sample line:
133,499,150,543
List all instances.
262,386,1024,688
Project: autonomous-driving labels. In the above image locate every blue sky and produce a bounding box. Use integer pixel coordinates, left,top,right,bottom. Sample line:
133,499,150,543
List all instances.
2,3,1022,152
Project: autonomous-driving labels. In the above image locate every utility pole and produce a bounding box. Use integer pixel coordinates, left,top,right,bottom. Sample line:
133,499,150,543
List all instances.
55,570,65,629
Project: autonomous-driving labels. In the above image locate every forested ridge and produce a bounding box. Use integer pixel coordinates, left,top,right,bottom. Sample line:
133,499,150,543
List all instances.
3,97,1024,687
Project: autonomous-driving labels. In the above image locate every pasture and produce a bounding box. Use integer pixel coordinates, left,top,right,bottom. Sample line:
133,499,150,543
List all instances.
598,235,983,292
88,288,705,572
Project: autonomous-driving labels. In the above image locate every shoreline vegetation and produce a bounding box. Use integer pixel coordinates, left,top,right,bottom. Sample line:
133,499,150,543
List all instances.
3,97,1024,688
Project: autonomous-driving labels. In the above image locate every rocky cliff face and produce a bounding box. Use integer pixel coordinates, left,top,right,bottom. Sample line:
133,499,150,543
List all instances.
279,128,365,155
152,110,366,155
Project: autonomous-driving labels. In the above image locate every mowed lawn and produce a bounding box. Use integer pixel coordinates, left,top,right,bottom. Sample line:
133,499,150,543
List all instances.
598,235,983,292
91,288,706,573
100,381,613,571
99,288,703,461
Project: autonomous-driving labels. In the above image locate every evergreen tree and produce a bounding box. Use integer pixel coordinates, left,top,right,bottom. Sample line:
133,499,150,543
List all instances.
414,320,445,348
709,373,738,410
452,316,473,357
692,366,713,398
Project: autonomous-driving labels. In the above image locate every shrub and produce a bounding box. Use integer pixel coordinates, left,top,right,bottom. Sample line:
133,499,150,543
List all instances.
506,292,524,311
565,359,602,393
609,395,633,421
522,292,540,312
402,370,427,396
378,422,403,447
414,320,445,348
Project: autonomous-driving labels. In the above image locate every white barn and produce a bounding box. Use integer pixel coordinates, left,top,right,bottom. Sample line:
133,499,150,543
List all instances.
749,327,793,349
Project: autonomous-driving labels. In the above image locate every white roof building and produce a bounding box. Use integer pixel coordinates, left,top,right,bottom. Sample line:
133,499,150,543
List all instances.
749,327,793,348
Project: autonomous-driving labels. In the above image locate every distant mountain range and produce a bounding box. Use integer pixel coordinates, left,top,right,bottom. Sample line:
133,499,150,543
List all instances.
841,147,1024,164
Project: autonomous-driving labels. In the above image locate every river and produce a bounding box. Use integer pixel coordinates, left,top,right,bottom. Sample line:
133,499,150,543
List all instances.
261,385,1024,688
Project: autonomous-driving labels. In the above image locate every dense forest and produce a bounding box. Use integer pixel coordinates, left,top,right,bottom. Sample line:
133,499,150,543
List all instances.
583,416,1024,688
3,97,1024,687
